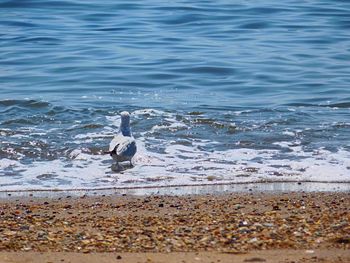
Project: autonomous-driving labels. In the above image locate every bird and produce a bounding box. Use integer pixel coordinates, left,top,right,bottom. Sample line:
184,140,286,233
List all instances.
108,111,137,170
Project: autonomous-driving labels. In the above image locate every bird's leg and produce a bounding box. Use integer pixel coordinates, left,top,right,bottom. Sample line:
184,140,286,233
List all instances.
129,160,134,167
112,161,122,172
116,161,122,170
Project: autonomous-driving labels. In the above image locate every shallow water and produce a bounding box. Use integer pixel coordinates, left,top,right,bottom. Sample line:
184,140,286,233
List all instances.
0,0,350,191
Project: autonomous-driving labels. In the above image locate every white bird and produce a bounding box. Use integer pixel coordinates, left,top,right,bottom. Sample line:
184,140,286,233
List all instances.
109,111,137,170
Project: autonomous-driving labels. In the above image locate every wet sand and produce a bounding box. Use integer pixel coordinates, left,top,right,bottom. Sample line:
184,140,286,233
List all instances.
0,192,349,262
0,249,349,263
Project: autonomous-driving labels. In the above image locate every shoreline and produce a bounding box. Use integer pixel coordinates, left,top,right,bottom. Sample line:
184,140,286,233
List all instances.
1,181,349,199
0,192,349,262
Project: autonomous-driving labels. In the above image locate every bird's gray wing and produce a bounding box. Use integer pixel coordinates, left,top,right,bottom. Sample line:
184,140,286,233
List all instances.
116,136,136,156
109,134,123,152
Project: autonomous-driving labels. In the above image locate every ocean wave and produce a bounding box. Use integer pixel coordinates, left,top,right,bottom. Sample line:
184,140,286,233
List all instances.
0,99,50,108
1,0,350,191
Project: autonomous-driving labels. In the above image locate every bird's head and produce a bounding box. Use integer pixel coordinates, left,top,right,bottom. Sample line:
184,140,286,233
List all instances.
120,111,130,123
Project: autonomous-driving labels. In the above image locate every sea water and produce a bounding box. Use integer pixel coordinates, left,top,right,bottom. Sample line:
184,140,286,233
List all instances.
0,0,350,191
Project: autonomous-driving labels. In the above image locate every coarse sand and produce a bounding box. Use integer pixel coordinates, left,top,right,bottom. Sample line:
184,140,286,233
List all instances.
0,192,349,263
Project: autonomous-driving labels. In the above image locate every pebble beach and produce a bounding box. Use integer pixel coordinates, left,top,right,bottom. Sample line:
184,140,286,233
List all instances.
0,192,349,262
2,1,350,262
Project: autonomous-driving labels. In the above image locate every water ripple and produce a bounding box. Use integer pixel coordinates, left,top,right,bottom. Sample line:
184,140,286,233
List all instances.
0,0,349,190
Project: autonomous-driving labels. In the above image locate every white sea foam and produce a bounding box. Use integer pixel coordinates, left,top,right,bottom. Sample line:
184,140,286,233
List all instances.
0,159,19,169
133,109,171,117
282,131,295,137
1,141,349,191
105,115,121,127
1,108,349,191
150,121,188,132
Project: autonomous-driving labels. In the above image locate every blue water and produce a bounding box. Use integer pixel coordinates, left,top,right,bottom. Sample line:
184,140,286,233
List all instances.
0,0,350,191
